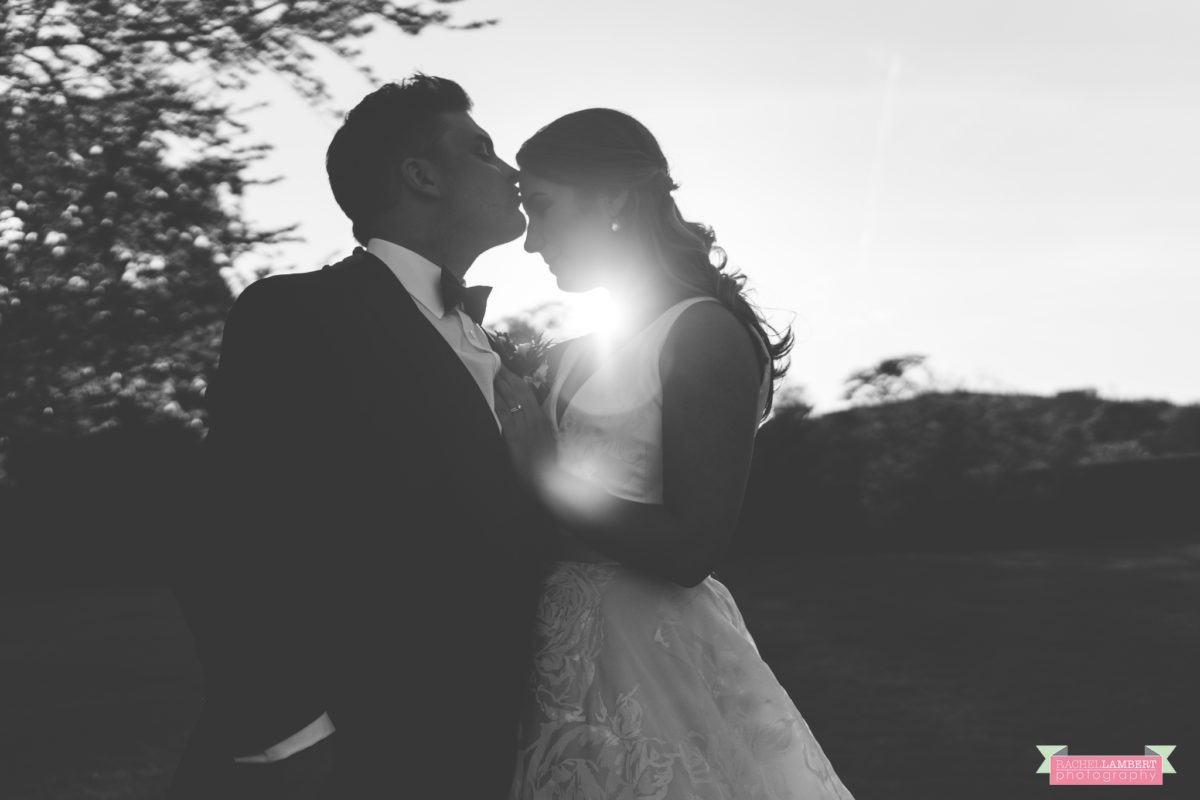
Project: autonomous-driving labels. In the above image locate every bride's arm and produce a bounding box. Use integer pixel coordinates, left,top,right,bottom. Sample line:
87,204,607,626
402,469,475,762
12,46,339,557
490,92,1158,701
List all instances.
496,303,762,587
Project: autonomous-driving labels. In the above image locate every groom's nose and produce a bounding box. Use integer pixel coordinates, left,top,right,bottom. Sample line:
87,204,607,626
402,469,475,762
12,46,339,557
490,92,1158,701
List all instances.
523,223,542,254
498,157,519,183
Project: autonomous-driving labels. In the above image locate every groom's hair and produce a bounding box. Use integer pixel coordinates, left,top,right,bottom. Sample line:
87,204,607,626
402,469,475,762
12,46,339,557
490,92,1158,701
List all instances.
326,74,472,244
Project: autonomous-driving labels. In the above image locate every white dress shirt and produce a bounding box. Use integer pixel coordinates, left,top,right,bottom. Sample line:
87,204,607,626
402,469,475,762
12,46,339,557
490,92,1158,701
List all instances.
231,240,503,765
232,712,336,764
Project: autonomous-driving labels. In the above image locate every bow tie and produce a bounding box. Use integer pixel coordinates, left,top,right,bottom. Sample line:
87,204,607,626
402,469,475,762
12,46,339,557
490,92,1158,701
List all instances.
440,269,492,326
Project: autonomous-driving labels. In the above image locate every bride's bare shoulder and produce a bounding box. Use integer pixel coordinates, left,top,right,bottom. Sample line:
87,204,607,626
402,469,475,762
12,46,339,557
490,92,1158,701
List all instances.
661,301,759,386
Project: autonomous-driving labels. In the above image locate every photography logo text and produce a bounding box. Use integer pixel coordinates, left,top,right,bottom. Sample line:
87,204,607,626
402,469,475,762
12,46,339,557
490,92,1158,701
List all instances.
1037,745,1176,786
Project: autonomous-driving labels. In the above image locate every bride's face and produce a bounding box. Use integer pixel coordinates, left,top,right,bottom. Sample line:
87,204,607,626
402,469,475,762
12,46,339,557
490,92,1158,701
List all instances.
519,173,625,292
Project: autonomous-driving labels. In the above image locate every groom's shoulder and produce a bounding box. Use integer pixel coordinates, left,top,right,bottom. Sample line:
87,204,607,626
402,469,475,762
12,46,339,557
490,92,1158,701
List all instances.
235,269,323,310
229,249,372,324
321,247,377,279
230,263,346,330
237,248,368,303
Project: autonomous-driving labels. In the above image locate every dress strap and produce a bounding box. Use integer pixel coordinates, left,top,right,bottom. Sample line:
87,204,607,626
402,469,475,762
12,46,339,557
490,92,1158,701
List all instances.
635,295,721,358
653,296,720,331
546,337,589,431
649,296,772,418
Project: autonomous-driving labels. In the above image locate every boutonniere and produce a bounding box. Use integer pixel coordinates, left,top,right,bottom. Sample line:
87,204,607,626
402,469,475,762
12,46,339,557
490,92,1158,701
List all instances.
488,329,553,404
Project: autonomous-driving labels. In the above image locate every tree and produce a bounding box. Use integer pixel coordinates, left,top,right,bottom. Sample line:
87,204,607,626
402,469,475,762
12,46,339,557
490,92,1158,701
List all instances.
1153,404,1200,456
843,354,933,405
0,1,485,477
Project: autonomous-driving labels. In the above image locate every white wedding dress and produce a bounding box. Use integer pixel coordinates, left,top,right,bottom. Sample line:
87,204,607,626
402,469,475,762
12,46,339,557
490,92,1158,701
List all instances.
509,298,856,799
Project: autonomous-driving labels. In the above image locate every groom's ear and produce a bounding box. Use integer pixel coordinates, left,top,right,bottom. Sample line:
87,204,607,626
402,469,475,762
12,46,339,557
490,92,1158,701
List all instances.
394,156,443,200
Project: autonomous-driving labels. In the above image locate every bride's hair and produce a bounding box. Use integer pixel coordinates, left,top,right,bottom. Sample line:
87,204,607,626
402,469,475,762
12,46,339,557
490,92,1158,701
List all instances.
517,108,793,418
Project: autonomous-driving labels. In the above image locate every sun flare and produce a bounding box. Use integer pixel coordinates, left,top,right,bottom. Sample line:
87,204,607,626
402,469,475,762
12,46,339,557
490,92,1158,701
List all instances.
568,288,627,352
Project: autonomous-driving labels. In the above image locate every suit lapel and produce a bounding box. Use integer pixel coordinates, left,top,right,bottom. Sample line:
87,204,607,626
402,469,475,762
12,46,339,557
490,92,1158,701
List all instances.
326,249,503,448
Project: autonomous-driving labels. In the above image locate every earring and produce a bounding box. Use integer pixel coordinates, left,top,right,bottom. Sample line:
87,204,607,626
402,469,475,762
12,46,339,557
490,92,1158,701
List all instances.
610,218,621,233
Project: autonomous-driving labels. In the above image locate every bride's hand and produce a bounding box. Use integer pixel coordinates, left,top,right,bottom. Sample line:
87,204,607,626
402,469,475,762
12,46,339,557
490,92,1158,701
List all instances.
494,366,557,484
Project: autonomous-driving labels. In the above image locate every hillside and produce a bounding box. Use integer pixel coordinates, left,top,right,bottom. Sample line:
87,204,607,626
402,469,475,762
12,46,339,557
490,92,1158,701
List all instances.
735,389,1200,556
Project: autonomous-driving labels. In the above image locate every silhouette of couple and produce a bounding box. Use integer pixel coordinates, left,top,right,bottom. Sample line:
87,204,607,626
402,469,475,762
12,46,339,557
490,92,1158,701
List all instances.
171,74,854,800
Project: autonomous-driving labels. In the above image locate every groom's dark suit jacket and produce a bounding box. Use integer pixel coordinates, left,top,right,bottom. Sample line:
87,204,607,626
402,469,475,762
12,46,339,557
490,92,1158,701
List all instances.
173,249,553,797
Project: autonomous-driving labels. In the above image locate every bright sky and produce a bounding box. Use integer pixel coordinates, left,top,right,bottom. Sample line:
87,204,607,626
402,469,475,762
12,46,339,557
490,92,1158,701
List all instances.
233,0,1200,411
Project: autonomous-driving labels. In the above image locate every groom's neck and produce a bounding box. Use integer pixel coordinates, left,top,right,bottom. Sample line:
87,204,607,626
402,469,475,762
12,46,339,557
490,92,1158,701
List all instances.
372,220,477,280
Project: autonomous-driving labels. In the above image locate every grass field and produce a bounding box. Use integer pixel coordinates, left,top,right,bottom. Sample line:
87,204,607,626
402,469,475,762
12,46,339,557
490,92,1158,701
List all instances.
2,541,1196,799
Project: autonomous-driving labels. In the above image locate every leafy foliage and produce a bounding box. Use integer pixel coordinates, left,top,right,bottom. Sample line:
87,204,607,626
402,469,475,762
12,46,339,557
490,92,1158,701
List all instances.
843,354,935,405
0,1,478,477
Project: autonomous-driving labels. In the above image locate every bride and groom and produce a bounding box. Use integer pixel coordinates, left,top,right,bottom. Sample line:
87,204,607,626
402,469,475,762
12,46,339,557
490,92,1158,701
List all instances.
171,74,855,799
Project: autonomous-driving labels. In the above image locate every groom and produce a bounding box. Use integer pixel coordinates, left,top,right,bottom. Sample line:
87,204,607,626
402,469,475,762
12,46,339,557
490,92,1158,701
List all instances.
171,75,552,798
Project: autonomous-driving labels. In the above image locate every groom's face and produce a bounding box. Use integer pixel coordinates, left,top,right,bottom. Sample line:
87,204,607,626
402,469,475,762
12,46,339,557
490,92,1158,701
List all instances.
431,112,526,249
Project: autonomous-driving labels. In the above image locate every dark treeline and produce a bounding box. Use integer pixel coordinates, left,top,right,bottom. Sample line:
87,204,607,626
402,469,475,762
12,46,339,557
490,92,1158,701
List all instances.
3,387,1198,585
733,389,1200,559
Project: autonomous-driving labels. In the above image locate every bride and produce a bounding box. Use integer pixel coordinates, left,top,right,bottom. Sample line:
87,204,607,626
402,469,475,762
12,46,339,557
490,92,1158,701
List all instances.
493,108,855,800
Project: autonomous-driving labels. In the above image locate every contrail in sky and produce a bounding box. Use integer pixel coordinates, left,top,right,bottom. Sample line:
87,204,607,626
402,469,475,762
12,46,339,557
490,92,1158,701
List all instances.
856,54,904,273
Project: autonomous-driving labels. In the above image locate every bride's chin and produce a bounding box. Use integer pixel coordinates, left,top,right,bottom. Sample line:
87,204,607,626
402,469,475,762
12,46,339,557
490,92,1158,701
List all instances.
555,274,590,293
550,266,598,293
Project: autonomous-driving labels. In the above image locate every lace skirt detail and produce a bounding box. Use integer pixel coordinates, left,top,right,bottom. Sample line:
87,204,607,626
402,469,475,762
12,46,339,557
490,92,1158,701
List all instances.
509,561,856,800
